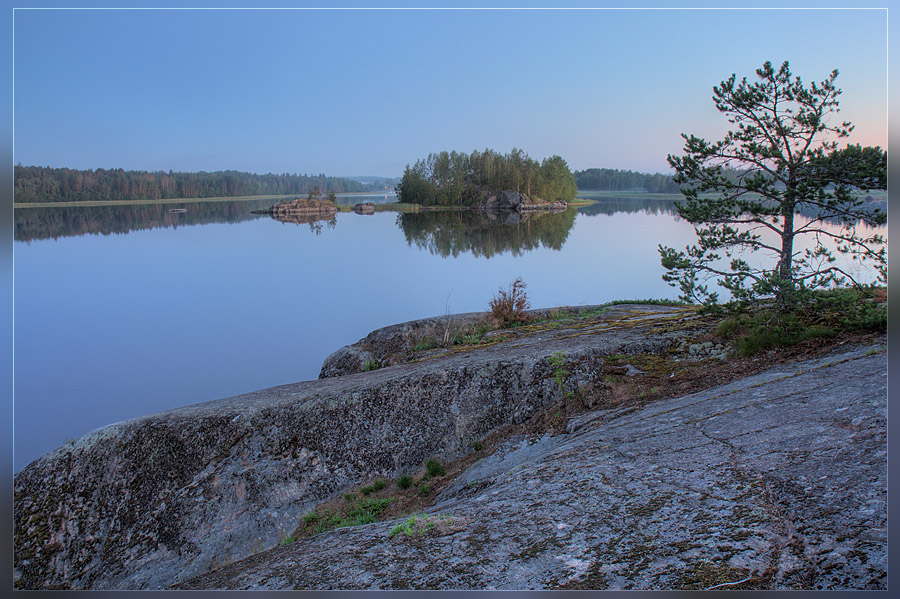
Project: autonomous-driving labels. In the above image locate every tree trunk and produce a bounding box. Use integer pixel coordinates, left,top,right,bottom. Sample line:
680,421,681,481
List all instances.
776,201,796,312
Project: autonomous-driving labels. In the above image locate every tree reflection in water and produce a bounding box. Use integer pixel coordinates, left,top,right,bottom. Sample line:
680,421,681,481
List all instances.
14,199,281,243
395,207,577,258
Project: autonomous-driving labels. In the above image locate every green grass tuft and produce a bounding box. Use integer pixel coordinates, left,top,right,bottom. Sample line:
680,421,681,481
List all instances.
306,497,394,535
425,458,445,477
360,480,389,495
605,298,688,307
714,287,883,356
412,339,438,352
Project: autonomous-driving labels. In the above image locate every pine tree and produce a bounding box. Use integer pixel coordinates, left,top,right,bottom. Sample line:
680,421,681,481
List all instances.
659,61,886,311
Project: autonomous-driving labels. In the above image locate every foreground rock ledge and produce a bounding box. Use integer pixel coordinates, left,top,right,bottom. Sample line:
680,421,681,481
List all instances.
14,304,682,589
177,345,887,590
13,305,886,590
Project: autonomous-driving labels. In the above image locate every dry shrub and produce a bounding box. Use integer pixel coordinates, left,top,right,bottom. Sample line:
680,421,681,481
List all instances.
489,277,531,327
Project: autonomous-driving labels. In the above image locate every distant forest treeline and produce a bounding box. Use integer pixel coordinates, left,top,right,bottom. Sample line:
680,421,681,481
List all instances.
14,163,709,204
13,165,371,203
396,148,578,206
573,168,679,193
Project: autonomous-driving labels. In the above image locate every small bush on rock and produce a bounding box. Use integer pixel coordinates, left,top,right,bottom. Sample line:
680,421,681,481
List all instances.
489,277,531,327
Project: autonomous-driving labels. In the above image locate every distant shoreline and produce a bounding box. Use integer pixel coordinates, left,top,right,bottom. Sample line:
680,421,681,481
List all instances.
14,191,397,209
577,190,681,199
15,195,600,211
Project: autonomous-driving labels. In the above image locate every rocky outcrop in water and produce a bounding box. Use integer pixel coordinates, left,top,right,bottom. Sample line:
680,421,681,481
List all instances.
352,202,375,214
477,190,567,212
257,197,336,217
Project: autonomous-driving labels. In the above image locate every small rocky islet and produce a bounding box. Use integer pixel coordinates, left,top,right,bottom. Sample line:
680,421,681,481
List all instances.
254,196,337,216
254,188,568,221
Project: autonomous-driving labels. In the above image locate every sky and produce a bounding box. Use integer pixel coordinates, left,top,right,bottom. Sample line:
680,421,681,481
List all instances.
10,4,889,178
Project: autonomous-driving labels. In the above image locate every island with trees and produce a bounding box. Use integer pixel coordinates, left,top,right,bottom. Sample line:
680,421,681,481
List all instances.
394,148,577,211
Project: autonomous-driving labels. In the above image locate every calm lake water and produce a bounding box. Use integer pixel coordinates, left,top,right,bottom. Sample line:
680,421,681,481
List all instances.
12,194,886,472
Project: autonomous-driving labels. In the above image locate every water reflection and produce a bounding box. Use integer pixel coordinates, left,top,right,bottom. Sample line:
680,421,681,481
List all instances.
14,199,281,243
14,194,402,243
16,194,884,245
576,196,680,217
13,196,886,473
270,213,339,234
575,193,886,227
333,192,397,206
396,207,577,258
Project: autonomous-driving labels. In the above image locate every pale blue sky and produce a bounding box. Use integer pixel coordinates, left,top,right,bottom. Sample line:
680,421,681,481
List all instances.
12,4,888,177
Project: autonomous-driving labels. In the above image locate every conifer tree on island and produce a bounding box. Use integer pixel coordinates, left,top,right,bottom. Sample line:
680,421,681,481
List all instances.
659,61,886,312
395,148,577,206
